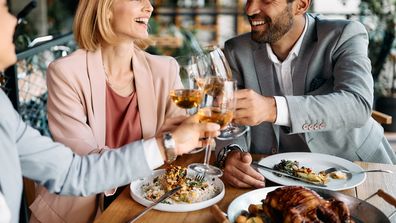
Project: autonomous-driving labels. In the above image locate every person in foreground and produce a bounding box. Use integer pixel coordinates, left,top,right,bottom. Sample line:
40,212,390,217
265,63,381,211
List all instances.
220,0,396,188
0,1,220,222
31,0,187,222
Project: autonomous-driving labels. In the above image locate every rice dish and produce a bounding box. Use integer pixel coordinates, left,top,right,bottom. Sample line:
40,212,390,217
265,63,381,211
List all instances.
141,165,220,204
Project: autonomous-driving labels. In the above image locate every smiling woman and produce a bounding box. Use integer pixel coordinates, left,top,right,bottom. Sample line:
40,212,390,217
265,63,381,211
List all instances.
28,0,187,222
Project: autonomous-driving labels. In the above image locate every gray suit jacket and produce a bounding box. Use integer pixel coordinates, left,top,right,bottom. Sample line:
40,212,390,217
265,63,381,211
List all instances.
223,14,396,164
0,90,153,223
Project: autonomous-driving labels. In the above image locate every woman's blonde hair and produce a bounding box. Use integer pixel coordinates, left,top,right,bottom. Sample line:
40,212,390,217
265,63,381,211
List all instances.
73,0,150,51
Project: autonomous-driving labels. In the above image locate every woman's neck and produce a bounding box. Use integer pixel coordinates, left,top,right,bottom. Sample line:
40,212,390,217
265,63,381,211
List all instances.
101,42,136,97
101,42,135,78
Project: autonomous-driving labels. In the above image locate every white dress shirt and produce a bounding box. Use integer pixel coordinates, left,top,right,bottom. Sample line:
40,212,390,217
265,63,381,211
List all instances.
0,191,11,223
268,16,308,127
143,138,164,169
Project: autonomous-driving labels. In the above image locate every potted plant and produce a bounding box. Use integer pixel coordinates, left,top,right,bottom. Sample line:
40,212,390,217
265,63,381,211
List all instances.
360,0,396,131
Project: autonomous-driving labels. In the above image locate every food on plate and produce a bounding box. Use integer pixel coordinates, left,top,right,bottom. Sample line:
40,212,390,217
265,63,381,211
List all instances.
273,160,329,184
236,204,268,223
160,165,187,191
142,165,220,204
235,186,354,223
236,210,265,223
328,171,348,180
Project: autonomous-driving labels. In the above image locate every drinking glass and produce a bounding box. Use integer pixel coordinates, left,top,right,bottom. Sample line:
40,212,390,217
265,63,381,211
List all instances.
170,55,205,115
170,55,210,154
188,78,237,177
203,45,249,140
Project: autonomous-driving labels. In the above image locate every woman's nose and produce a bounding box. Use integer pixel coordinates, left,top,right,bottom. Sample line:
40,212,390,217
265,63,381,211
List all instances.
143,0,154,13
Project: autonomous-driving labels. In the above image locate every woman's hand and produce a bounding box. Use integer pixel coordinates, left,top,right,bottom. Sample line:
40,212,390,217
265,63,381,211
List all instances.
158,116,188,133
172,114,220,155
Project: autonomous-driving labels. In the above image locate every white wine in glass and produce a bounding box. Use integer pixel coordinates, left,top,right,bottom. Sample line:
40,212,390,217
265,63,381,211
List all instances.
171,55,205,114
197,107,233,129
169,89,202,110
171,55,207,154
188,78,236,177
204,45,249,140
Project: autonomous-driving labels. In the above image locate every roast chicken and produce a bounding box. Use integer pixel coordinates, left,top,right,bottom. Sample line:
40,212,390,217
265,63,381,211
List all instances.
262,186,354,223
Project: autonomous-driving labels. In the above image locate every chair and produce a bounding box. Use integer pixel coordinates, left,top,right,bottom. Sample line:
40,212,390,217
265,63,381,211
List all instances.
371,110,396,153
372,110,392,125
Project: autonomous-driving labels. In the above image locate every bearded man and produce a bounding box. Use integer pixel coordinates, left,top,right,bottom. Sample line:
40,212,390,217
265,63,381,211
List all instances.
219,0,396,188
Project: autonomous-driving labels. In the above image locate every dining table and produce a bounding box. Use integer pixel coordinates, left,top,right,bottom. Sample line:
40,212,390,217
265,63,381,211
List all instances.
94,152,396,223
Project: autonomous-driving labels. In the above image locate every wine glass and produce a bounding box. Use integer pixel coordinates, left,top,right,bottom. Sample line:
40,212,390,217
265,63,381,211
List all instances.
170,55,210,154
203,45,249,140
188,78,237,177
170,55,204,115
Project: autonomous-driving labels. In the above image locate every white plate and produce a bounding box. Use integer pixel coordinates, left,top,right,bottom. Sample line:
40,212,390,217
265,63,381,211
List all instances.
227,186,281,223
130,169,225,212
258,152,366,191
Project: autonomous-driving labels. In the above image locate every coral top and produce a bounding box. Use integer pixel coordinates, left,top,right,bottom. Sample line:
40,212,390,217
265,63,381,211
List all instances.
105,84,142,148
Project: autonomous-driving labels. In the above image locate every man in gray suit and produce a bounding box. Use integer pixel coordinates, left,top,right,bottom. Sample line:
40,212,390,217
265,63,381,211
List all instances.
220,0,396,188
0,89,220,223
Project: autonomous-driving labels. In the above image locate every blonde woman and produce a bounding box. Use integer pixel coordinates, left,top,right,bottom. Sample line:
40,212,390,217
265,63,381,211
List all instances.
29,0,186,222
0,1,219,223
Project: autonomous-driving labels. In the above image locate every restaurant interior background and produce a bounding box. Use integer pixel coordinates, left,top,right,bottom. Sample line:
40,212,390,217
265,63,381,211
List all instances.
2,0,396,141
1,0,395,222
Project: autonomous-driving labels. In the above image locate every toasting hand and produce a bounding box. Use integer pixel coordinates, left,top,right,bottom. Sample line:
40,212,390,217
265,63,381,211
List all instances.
233,89,277,126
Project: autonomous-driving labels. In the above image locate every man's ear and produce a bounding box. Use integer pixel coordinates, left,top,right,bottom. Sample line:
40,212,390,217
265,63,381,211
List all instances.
294,0,311,15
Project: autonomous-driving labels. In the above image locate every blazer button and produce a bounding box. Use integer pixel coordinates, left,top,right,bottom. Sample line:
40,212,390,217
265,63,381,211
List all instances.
302,124,309,130
319,122,326,129
308,124,314,130
314,124,320,130
271,147,277,154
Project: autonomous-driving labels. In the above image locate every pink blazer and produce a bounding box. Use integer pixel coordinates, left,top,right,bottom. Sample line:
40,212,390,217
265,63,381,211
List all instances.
29,47,184,223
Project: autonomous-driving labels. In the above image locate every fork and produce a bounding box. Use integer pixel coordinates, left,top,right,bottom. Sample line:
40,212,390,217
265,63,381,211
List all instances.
194,173,206,182
321,167,393,179
127,186,182,223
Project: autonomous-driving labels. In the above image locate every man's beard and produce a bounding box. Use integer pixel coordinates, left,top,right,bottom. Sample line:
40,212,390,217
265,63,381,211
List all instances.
251,5,294,43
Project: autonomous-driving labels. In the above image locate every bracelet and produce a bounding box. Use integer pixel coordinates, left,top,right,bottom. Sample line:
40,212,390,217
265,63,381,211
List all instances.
215,144,244,169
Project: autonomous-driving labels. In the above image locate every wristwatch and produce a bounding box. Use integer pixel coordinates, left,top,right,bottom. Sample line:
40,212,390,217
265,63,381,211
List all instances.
215,144,244,169
163,132,177,163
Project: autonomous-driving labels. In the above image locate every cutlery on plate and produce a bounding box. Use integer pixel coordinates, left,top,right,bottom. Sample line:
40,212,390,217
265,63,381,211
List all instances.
127,186,182,223
321,167,393,179
251,162,327,187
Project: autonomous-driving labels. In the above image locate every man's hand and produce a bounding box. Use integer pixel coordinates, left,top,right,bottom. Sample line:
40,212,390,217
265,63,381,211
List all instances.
233,89,277,126
172,115,220,155
222,151,265,188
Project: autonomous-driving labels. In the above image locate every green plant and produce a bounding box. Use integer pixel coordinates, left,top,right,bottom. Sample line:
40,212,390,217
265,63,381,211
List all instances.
146,19,203,57
360,0,396,97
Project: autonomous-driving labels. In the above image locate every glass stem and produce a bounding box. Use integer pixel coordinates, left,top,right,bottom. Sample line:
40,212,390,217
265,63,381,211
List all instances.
203,137,212,165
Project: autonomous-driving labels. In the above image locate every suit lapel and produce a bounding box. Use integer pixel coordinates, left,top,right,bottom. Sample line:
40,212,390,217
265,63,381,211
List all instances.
253,44,280,149
133,48,157,138
253,46,276,96
86,49,106,147
292,15,318,96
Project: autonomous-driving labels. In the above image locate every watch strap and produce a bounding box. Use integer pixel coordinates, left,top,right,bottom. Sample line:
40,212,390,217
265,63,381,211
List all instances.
163,132,177,163
215,144,244,169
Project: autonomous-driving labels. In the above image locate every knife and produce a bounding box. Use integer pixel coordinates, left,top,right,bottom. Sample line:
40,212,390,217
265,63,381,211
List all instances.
251,162,327,187
127,185,182,223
